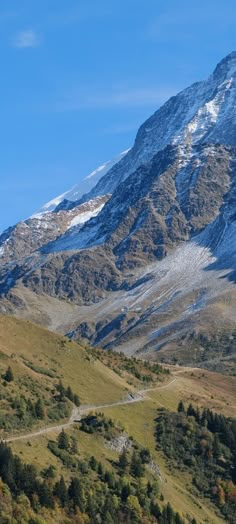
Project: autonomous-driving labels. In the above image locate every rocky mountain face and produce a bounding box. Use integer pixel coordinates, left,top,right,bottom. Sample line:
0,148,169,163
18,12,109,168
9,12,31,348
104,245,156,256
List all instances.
77,51,236,202
0,195,109,265
1,52,236,369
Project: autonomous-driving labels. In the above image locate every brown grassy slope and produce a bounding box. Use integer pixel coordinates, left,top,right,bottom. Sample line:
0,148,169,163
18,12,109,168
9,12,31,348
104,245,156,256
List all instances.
0,315,130,404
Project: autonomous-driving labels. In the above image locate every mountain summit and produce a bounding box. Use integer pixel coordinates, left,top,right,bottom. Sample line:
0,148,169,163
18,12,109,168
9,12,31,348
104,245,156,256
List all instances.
213,50,236,81
1,52,236,369
39,50,236,255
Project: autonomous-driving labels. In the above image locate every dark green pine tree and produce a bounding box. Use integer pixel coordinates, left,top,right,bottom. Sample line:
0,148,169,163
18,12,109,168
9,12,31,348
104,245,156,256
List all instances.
166,502,175,522
200,408,208,427
121,482,131,503
66,386,74,401
177,400,185,414
160,502,175,523
146,480,152,497
54,475,68,507
68,477,86,512
38,481,55,509
150,500,161,519
195,407,201,424
97,461,104,476
20,463,38,498
212,434,221,459
104,470,115,488
35,398,45,419
175,512,184,524
89,455,98,471
187,403,196,417
57,429,70,450
130,451,145,478
4,366,14,382
118,449,129,471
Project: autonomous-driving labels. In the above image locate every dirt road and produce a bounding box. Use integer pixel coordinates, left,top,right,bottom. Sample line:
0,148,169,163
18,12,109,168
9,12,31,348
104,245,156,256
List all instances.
5,377,177,443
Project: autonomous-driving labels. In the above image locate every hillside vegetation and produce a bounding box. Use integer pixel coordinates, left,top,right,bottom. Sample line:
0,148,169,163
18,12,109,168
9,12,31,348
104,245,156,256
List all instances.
0,315,130,406
0,315,235,522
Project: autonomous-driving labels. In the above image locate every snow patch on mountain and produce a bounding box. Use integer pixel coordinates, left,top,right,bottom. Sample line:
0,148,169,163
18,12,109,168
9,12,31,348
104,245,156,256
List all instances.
33,150,129,217
68,201,106,229
173,78,233,146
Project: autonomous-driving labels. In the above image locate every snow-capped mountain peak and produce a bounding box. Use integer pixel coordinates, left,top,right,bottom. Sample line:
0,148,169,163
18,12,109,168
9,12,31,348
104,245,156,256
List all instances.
212,51,236,81
30,52,236,221
75,52,236,205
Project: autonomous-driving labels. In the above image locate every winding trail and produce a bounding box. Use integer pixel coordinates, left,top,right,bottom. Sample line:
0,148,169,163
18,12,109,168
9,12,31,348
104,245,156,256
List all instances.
4,378,177,444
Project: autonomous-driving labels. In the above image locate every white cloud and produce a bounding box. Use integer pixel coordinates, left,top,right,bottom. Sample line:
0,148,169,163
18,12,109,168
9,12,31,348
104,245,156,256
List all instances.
54,86,178,112
13,30,41,49
103,122,141,135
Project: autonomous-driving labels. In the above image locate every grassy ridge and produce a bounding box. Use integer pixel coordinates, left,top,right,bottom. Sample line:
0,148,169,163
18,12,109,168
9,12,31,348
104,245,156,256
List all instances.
0,315,129,404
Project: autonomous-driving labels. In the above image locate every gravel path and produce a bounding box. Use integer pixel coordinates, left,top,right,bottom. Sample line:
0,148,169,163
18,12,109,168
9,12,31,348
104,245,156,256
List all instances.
4,378,177,443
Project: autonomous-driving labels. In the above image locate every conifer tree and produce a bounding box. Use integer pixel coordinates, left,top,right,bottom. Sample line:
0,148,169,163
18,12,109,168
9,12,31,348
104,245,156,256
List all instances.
119,449,129,471
187,403,196,417
38,481,54,509
212,434,221,459
130,451,145,478
4,366,14,383
66,386,74,401
68,477,86,512
89,455,98,471
35,398,45,419
54,476,68,507
57,429,70,450
97,462,104,476
177,400,185,414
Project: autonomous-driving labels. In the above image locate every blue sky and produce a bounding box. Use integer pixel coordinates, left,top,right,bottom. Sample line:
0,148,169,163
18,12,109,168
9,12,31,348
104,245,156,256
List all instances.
1,0,236,231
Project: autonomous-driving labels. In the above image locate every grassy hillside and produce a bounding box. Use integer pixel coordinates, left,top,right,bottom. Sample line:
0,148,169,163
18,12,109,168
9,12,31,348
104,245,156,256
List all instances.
11,369,236,523
1,315,236,522
0,315,130,406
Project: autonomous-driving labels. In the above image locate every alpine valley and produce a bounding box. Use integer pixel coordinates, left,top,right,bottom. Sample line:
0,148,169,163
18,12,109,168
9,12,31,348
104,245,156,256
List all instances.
1,52,236,524
1,52,236,373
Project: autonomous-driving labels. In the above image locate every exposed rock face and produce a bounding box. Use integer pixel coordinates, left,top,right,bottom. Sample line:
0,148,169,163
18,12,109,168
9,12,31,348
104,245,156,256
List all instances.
22,248,123,305
1,52,236,365
28,143,233,266
0,196,109,265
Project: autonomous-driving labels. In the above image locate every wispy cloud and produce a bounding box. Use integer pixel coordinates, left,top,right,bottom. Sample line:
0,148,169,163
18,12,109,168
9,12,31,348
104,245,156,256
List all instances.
54,86,178,112
147,3,236,43
103,122,141,135
13,30,41,49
